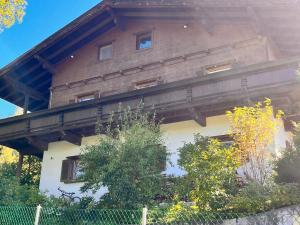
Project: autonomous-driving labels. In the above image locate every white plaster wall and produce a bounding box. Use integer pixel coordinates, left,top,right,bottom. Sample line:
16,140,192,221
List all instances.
39,115,291,198
161,115,230,176
274,119,293,156
39,135,108,200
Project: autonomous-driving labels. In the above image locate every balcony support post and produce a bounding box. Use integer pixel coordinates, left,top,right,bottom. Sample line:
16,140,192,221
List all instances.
16,152,24,177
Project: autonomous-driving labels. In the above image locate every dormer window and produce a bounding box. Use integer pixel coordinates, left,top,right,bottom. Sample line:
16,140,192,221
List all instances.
99,43,113,61
136,31,152,50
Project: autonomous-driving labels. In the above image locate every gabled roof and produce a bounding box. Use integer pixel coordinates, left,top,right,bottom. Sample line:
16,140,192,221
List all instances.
1,0,300,111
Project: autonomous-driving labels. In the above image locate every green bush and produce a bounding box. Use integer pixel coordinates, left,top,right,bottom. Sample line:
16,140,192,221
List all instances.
178,135,239,211
274,134,300,184
227,182,300,213
81,106,168,209
0,163,46,206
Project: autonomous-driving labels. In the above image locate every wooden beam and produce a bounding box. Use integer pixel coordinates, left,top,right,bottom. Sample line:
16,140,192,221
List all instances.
34,55,57,74
2,75,48,102
23,95,29,115
26,136,48,150
60,130,82,146
16,153,24,177
106,7,126,31
188,107,207,127
47,17,113,60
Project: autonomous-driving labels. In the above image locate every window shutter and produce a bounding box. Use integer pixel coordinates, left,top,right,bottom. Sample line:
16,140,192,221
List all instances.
60,159,71,182
156,145,167,171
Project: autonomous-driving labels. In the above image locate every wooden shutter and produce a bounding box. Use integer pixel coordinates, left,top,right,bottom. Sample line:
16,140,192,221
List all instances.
60,159,72,182
157,145,167,171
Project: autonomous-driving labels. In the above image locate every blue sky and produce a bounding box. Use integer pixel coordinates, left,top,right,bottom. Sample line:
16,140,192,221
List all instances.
0,0,100,118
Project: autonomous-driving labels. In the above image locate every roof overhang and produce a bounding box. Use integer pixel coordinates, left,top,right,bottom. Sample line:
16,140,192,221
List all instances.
2,0,300,111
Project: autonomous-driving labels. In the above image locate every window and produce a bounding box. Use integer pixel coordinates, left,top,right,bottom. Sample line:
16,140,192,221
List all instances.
205,63,232,74
77,94,95,103
136,31,152,50
134,78,160,90
60,156,83,183
99,43,112,61
211,134,234,148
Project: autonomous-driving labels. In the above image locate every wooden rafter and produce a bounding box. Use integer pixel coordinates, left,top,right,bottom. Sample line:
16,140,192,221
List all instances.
34,55,57,74
47,17,113,60
106,6,126,31
188,107,207,127
60,130,82,146
2,75,48,102
26,136,49,150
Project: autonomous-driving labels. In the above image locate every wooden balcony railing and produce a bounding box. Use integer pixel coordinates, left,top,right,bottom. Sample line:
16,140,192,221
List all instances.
0,58,299,155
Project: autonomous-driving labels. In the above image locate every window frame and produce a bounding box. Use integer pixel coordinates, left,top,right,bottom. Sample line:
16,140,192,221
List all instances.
60,156,84,183
136,31,153,51
134,77,161,90
203,60,236,75
98,42,113,61
76,92,98,103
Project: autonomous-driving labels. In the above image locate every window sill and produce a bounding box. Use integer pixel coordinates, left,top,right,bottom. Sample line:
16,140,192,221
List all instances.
62,179,85,184
98,58,113,63
135,47,153,54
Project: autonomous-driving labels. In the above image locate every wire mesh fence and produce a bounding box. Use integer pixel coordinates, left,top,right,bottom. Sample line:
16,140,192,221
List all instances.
39,208,142,225
147,206,300,225
0,206,35,225
0,205,300,225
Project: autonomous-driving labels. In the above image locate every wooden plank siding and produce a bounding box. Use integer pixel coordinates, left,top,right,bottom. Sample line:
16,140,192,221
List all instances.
0,60,299,156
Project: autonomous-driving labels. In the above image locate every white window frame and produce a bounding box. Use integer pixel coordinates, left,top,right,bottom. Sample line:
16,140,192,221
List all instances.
99,43,113,61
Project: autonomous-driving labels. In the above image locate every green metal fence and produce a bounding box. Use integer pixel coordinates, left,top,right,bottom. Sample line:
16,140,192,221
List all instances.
39,208,142,225
0,205,300,225
0,206,35,225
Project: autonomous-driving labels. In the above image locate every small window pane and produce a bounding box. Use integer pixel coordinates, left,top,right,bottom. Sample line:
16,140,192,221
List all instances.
205,63,232,74
137,32,152,50
77,94,95,103
72,160,84,180
99,44,112,61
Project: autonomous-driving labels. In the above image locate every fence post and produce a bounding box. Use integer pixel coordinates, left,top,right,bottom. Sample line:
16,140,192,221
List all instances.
142,207,148,225
34,204,42,225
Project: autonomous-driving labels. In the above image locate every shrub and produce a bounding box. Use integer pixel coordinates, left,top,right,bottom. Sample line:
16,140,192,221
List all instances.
274,130,300,184
227,182,300,214
178,135,240,211
81,106,168,209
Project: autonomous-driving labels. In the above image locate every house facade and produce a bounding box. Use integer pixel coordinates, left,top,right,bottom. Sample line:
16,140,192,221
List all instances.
0,0,300,198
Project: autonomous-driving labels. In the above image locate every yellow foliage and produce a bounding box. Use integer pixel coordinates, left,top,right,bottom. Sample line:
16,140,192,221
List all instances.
0,146,18,164
0,0,27,30
226,98,284,184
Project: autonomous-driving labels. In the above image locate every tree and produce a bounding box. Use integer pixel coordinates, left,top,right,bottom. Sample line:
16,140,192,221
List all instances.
0,146,18,164
178,135,239,211
274,129,300,184
0,0,27,31
80,107,168,209
226,98,283,185
20,155,41,186
0,146,41,186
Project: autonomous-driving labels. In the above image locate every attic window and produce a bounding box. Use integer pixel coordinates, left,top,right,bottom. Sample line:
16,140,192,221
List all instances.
60,156,83,183
77,93,96,103
134,78,159,90
205,63,232,74
99,43,113,61
136,31,152,50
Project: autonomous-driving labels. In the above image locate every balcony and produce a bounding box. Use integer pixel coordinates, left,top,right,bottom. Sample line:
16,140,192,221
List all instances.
0,58,299,157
